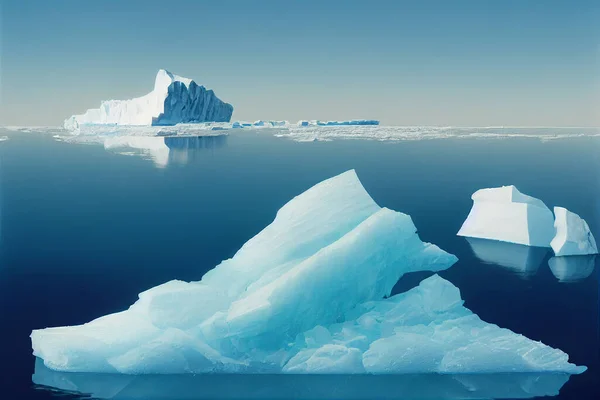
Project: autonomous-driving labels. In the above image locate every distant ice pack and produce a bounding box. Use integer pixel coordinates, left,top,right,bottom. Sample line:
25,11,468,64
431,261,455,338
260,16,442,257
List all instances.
31,171,584,375
64,70,233,130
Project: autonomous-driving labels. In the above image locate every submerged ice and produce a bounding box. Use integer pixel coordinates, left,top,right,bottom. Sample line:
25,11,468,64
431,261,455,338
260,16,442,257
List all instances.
31,171,584,375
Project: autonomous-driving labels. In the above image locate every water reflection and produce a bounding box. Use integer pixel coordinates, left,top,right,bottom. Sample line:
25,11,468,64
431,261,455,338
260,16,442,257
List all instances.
165,135,227,166
32,358,570,400
103,135,227,168
464,238,549,278
548,255,596,283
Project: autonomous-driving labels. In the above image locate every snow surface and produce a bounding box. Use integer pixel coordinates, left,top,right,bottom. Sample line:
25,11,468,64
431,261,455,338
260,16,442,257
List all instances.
551,207,598,256
457,186,555,247
31,171,584,375
548,255,596,282
64,70,233,130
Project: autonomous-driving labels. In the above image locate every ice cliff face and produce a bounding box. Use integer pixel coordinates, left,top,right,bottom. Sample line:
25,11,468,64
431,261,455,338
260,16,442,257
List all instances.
64,70,233,129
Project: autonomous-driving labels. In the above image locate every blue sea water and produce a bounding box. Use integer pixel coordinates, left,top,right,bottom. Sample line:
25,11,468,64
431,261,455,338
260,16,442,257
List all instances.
0,128,598,399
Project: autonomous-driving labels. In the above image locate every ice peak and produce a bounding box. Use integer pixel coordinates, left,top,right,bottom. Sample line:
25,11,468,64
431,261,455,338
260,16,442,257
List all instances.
154,69,192,91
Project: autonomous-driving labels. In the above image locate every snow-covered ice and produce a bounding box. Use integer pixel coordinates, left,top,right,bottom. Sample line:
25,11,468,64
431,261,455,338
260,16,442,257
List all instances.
464,238,548,277
551,207,598,256
457,186,555,247
64,70,233,130
548,255,596,283
30,170,584,375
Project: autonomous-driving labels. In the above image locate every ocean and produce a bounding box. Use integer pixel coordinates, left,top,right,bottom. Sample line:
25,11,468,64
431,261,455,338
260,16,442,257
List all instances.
0,127,598,399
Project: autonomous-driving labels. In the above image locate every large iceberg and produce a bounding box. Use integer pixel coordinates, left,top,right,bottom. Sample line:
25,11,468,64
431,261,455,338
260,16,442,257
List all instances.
551,206,598,256
64,70,233,130
457,186,555,247
31,171,584,375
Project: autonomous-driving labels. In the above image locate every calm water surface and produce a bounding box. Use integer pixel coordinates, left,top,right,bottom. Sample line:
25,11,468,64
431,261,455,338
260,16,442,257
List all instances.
0,129,598,399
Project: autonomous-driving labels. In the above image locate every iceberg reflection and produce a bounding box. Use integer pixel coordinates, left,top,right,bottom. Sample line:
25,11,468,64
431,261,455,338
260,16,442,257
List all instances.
465,238,549,278
165,134,227,165
103,134,227,168
32,358,570,400
548,255,596,282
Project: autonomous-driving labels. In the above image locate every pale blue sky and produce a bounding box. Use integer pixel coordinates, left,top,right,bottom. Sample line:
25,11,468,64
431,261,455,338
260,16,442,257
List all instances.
1,0,598,126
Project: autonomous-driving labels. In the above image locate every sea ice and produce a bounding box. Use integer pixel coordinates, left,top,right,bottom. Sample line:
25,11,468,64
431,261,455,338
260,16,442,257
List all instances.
457,186,555,247
64,70,233,130
551,207,598,256
31,172,583,375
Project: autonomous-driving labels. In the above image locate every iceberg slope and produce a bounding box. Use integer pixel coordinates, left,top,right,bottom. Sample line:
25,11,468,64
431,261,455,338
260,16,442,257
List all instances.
458,186,555,247
64,70,233,129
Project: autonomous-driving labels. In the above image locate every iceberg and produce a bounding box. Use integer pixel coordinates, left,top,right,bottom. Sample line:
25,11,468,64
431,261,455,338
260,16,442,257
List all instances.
64,70,233,130
548,255,596,282
31,171,584,375
457,186,555,247
551,207,598,256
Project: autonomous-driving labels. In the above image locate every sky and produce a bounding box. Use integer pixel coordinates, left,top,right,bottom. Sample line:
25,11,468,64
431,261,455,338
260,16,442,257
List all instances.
0,0,598,126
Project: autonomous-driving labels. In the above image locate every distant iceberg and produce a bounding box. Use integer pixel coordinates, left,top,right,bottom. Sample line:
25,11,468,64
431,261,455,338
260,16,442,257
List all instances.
551,207,598,256
31,171,583,375
64,70,233,130
457,186,555,247
228,120,379,129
